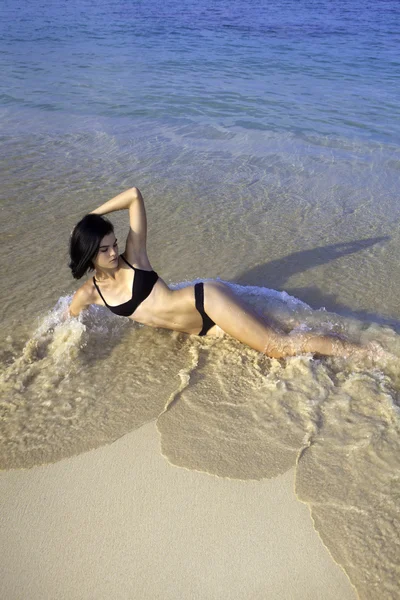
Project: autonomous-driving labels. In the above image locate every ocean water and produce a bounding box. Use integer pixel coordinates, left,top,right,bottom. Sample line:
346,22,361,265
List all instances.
1,1,400,598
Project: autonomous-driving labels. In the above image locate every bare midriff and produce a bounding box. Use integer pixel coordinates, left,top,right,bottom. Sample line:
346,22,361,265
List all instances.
128,278,204,334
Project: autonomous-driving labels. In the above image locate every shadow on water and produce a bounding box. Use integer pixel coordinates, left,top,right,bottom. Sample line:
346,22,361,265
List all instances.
235,236,400,332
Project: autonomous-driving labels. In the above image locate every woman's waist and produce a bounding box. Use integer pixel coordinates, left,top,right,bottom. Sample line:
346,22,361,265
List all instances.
131,282,198,328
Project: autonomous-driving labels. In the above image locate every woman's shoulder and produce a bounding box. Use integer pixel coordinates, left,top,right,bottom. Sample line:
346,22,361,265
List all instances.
78,278,99,302
69,279,98,316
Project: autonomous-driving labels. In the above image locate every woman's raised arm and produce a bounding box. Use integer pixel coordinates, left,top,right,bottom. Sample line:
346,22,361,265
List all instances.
90,186,141,215
90,187,149,266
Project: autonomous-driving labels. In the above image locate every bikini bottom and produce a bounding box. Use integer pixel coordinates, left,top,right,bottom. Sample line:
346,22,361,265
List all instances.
194,282,216,336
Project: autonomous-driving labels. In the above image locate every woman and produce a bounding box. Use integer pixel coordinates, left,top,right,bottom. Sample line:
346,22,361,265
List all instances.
69,186,363,359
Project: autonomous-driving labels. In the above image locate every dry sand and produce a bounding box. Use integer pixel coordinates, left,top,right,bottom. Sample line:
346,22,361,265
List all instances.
0,421,356,600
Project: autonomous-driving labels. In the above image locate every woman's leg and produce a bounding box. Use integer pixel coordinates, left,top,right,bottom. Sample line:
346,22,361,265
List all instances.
203,281,363,359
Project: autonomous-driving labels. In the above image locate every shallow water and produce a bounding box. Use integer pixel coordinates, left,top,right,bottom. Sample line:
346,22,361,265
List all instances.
1,0,400,597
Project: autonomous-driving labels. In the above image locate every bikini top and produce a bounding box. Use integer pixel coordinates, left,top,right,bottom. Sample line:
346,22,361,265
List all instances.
93,255,159,317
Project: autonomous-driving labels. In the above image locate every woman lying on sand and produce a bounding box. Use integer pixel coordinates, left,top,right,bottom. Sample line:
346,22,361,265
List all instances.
69,186,367,360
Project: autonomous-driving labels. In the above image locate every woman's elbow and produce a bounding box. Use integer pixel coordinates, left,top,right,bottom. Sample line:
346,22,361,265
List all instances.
68,306,80,318
130,187,143,202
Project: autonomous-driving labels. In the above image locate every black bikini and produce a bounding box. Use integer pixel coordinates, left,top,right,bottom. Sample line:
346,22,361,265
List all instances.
93,255,215,335
194,282,215,336
93,255,159,317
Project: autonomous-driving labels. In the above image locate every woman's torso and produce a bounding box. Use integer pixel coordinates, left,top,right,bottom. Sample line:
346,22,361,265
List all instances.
87,255,205,335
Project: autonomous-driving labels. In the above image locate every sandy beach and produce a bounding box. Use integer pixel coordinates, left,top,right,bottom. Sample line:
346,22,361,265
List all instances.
1,2,399,598
0,421,356,600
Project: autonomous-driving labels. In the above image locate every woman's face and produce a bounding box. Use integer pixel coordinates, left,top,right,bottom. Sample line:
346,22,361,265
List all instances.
93,232,119,269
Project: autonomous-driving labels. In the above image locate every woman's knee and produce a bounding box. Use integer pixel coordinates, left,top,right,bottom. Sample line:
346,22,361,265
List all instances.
266,332,331,358
263,333,297,359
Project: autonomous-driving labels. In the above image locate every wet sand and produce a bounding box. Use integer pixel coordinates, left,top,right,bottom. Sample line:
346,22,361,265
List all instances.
0,422,356,600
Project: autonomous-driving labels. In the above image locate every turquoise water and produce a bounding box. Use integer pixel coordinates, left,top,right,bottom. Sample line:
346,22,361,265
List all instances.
1,0,399,323
1,0,399,141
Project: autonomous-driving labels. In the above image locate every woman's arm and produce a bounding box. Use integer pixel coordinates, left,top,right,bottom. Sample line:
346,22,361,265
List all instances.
69,285,93,317
90,187,141,216
91,187,149,266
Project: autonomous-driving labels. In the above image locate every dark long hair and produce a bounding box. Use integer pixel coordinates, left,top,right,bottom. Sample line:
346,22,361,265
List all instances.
69,214,114,279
